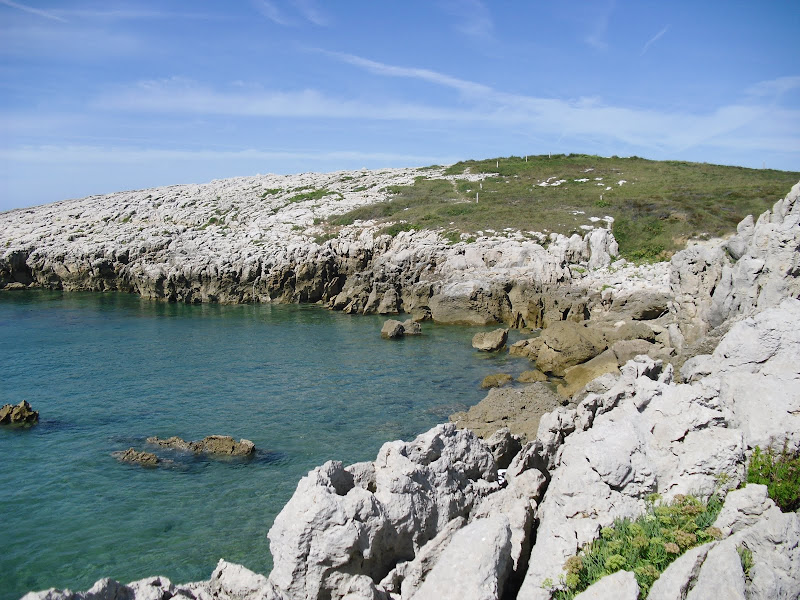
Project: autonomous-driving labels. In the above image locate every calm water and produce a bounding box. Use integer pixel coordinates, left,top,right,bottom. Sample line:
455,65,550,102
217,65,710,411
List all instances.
0,291,529,600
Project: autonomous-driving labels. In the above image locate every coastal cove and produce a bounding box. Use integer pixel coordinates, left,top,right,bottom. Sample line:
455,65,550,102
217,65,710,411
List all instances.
0,291,528,600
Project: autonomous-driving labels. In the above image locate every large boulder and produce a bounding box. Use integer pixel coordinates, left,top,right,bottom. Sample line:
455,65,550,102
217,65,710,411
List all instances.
480,373,513,389
534,321,608,376
381,319,406,338
266,424,498,600
0,400,39,425
113,448,159,467
472,328,509,352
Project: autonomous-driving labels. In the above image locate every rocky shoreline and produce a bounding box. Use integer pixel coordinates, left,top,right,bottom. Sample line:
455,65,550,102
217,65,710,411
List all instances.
9,175,800,599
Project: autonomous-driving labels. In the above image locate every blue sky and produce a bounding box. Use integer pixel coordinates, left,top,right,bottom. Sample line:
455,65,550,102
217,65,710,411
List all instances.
0,1,798,211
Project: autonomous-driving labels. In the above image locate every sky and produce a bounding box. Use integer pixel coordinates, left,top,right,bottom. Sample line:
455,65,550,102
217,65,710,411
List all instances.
0,1,798,211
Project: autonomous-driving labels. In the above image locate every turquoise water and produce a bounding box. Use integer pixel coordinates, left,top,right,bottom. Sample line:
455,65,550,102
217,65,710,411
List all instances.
0,291,529,600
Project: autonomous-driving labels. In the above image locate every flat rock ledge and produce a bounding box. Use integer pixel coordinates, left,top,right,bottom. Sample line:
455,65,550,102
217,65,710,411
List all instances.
0,400,39,425
146,435,255,457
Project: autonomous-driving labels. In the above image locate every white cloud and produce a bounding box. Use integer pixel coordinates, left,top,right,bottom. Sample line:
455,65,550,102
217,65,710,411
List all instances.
0,0,66,22
746,76,800,98
440,0,493,40
254,0,291,26
641,25,669,56
291,0,328,26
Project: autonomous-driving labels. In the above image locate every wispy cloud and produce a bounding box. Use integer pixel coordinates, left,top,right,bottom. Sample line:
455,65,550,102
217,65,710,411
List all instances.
440,0,493,40
254,0,328,26
292,0,328,26
641,25,669,56
254,0,291,26
746,75,800,98
0,0,67,22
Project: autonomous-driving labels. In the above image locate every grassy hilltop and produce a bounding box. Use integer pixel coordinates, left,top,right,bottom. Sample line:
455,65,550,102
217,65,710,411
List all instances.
326,154,799,262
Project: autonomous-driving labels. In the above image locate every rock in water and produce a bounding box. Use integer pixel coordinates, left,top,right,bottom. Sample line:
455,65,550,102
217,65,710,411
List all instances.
381,318,406,338
480,373,513,389
0,400,39,425
114,448,159,467
401,318,422,335
146,435,255,456
472,328,509,351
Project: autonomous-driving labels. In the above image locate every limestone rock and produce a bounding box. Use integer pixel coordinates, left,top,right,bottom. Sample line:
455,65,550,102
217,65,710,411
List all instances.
534,321,608,376
450,383,563,442
483,427,523,469
0,400,39,425
712,484,776,536
480,373,513,389
574,570,639,600
409,516,512,600
266,423,498,600
517,369,547,383
557,349,620,398
472,328,509,352
401,319,422,335
381,319,405,339
114,448,159,467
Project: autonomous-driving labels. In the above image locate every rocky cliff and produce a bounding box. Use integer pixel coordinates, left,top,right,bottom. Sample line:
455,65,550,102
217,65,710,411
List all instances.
0,166,638,326
16,179,800,599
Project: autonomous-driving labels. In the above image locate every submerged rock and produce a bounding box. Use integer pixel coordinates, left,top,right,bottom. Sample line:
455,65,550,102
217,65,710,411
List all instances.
0,400,39,425
480,373,513,389
114,448,159,467
146,435,255,456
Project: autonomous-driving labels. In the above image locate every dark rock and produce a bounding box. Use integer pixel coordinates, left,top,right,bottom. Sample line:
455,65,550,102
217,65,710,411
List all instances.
401,319,422,335
146,435,255,456
0,400,39,425
115,448,159,466
380,319,405,339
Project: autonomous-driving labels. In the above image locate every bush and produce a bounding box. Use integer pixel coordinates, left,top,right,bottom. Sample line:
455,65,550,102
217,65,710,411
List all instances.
551,494,723,599
747,441,800,511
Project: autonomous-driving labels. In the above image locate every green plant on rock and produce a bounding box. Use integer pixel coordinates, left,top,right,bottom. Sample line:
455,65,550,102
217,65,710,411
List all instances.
747,440,800,511
552,494,723,599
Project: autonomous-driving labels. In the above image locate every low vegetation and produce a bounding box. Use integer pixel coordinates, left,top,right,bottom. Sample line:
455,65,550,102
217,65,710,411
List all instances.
747,440,800,512
325,154,798,262
549,493,723,598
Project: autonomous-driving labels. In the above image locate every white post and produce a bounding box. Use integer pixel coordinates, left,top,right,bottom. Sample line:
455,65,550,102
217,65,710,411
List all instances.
496,160,499,168
480,182,482,189
525,155,528,162
476,192,479,203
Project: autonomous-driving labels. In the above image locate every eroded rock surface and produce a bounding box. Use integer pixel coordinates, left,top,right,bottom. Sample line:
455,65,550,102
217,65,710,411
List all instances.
146,435,255,456
0,400,39,425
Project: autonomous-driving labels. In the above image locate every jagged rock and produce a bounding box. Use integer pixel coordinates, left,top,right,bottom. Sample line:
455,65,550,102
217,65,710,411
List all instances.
685,542,746,600
377,288,400,314
508,337,539,359
470,469,547,576
401,319,422,335
648,543,715,600
146,435,255,456
671,181,800,343
0,400,39,425
517,369,547,383
379,517,466,598
114,448,159,467
472,328,509,352
518,355,746,597
480,373,513,389
22,576,176,600
573,570,639,600
712,484,776,536
182,559,278,600
409,516,513,600
482,427,523,469
266,424,498,600
381,319,405,338
451,382,563,442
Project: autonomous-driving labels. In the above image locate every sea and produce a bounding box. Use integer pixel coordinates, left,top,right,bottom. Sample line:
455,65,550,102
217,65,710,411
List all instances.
0,290,530,600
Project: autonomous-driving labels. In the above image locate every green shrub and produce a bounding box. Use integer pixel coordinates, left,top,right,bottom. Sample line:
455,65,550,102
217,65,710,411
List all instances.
747,441,800,511
378,222,419,237
551,494,723,599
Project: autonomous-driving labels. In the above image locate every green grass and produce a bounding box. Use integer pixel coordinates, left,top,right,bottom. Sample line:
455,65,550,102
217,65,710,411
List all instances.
747,441,800,511
550,494,724,598
287,188,341,204
324,154,799,262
